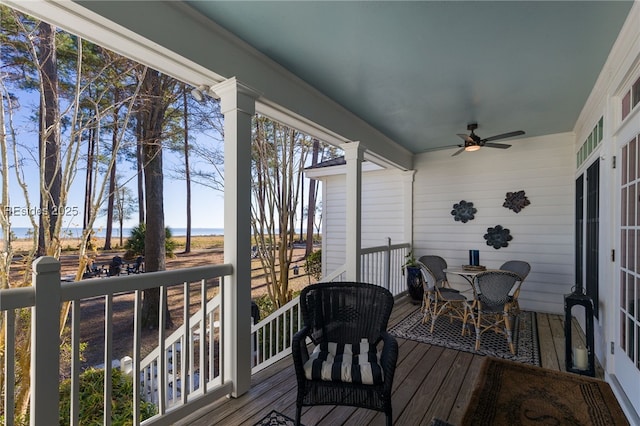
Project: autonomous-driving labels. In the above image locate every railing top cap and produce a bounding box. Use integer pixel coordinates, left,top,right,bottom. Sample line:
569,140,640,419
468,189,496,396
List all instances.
32,256,61,273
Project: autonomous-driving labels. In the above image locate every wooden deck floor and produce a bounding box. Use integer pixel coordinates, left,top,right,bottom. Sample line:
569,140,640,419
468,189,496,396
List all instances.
177,296,589,426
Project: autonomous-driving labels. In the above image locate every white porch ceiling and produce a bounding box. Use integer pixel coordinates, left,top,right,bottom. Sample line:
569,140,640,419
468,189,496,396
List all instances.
185,1,632,154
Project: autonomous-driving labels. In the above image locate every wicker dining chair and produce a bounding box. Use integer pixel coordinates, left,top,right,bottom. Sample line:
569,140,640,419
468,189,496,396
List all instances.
418,261,473,335
418,255,458,292
291,282,398,426
472,270,522,354
499,260,531,314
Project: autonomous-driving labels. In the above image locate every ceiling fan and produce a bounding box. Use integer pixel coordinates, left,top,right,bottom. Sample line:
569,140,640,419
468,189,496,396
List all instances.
452,123,525,156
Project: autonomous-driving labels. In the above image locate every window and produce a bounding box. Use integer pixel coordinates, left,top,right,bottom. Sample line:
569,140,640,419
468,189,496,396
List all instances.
622,75,640,122
623,91,631,121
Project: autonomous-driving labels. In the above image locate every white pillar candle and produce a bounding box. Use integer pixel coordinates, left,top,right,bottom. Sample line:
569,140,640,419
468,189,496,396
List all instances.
573,346,588,370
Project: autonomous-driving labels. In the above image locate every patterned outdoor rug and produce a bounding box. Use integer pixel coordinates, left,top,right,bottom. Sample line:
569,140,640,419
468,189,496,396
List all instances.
254,410,300,426
461,357,629,425
388,308,540,365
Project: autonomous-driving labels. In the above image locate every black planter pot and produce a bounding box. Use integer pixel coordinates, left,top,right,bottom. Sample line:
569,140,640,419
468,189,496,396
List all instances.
405,266,423,303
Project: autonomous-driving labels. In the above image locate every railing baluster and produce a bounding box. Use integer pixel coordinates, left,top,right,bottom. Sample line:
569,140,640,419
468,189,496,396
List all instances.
190,322,196,393
182,282,190,404
170,342,177,406
207,307,212,384
289,307,293,350
200,278,207,393
104,294,113,425
214,304,221,381
133,290,142,426
71,300,80,426
158,286,167,414
276,315,280,355
256,324,262,365
4,309,15,426
385,238,391,289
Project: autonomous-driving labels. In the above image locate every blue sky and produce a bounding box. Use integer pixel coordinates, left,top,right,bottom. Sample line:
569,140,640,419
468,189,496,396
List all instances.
7,164,225,230
6,91,226,230
7,146,226,230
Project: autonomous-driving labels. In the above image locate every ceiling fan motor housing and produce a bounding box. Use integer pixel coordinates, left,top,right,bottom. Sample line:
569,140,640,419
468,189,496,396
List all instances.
467,123,481,144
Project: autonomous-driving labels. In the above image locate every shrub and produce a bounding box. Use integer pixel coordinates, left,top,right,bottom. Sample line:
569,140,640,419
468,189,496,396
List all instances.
254,294,276,320
124,223,176,258
253,291,302,364
59,368,155,425
305,249,322,280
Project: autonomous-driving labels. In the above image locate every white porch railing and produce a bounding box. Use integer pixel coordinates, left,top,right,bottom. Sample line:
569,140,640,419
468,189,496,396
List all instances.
0,257,234,426
248,261,352,374
138,294,222,408
360,240,411,295
250,241,410,373
0,243,409,424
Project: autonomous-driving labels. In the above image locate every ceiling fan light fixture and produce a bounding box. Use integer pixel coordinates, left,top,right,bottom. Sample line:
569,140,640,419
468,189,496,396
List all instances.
465,144,481,152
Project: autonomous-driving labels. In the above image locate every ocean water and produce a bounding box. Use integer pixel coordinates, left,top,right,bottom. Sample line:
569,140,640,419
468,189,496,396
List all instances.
4,227,224,239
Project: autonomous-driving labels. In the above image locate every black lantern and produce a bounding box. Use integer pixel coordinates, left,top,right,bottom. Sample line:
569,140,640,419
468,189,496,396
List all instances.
564,289,595,377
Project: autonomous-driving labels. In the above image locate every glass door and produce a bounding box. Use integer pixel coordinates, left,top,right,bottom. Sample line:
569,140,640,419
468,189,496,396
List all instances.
586,160,600,317
617,134,640,408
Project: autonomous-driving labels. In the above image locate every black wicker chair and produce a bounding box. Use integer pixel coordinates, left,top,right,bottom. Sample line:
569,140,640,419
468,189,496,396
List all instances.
291,282,398,426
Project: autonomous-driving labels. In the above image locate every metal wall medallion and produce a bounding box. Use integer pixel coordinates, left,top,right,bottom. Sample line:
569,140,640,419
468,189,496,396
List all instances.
484,225,512,249
451,200,477,223
503,190,530,213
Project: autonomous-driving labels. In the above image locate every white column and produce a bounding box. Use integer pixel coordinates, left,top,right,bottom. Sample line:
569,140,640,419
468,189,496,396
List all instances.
213,78,259,397
402,170,416,246
343,142,364,282
30,256,61,426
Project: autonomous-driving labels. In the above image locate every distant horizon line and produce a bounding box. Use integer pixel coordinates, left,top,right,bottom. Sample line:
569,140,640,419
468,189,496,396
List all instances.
3,226,318,239
5,226,225,239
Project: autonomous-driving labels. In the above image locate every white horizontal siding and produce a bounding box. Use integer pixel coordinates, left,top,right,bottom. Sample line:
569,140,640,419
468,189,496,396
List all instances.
323,179,346,276
361,172,406,246
413,133,575,314
322,169,410,276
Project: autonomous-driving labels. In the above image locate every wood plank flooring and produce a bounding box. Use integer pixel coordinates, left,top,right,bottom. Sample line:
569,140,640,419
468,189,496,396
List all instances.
177,296,589,426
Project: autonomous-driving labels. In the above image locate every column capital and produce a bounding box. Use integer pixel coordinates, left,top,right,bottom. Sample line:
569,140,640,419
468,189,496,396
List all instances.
401,169,416,182
342,141,365,161
211,77,261,115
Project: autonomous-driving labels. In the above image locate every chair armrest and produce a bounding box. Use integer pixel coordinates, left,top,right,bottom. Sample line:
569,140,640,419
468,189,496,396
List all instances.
508,280,522,297
379,331,399,391
292,326,312,379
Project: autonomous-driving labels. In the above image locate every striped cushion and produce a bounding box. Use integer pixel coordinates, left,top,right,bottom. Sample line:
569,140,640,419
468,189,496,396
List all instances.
303,339,384,385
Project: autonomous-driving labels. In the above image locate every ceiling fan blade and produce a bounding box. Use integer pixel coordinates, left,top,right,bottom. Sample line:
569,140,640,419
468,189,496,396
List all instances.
481,130,525,143
451,147,466,156
456,133,474,143
483,142,511,149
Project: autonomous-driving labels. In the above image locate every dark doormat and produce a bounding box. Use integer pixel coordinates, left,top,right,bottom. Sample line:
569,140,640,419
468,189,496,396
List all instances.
254,410,301,426
461,357,629,425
